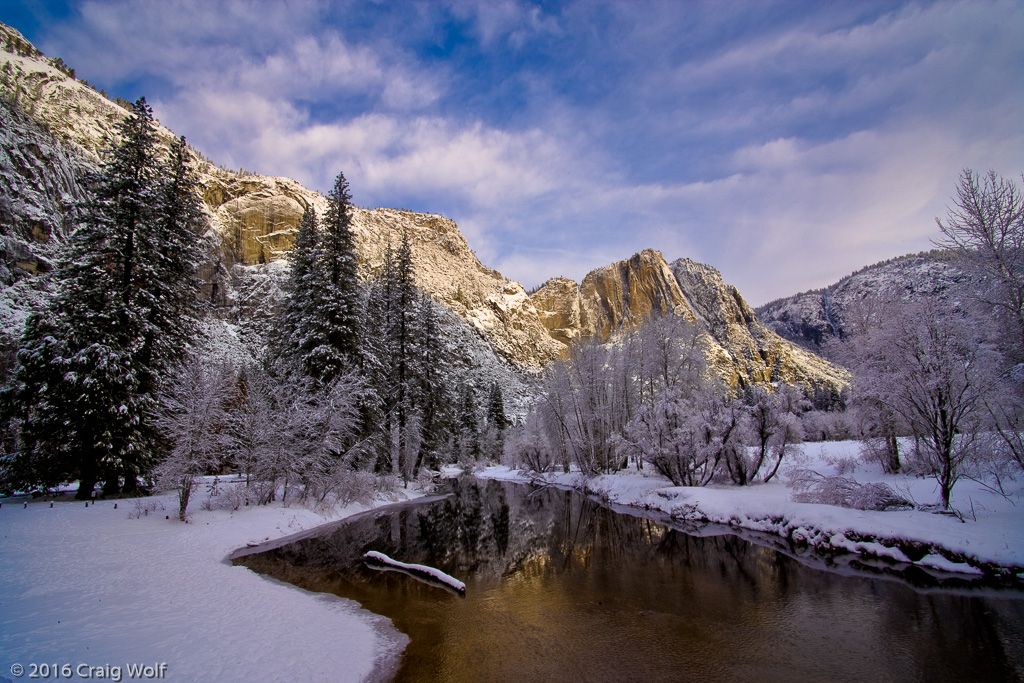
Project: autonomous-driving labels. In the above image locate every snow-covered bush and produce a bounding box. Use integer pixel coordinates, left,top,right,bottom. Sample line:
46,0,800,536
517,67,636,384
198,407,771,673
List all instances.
787,468,913,511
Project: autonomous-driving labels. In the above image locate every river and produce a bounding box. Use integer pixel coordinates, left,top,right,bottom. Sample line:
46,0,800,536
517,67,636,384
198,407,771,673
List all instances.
234,477,1024,682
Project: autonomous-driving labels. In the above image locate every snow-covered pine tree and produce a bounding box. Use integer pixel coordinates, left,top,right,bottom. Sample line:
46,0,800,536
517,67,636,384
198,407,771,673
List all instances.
456,384,480,463
307,172,361,381
481,381,509,462
273,204,322,370
139,135,207,388
411,293,452,472
0,98,205,498
392,229,417,480
486,382,508,431
359,240,396,472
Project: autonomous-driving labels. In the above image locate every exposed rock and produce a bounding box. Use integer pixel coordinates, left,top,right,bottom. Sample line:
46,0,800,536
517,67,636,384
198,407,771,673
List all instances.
353,208,564,370
578,249,685,340
529,249,848,390
756,251,984,352
0,96,88,284
530,277,582,345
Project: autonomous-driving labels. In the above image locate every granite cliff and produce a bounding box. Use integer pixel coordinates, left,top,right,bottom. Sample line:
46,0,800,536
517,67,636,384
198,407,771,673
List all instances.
530,250,847,389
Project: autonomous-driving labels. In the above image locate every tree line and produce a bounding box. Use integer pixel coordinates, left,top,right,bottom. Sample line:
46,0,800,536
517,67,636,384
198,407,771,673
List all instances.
0,98,509,519
0,94,1018,517
506,168,1024,511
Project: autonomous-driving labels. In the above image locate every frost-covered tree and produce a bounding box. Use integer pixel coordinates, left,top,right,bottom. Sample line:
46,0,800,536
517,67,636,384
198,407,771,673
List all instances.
311,171,361,379
361,233,454,479
456,383,481,464
226,361,366,505
935,169,1024,473
273,205,322,369
154,354,233,521
139,135,207,388
411,293,452,471
936,169,1024,357
742,385,804,484
620,387,711,486
848,299,999,509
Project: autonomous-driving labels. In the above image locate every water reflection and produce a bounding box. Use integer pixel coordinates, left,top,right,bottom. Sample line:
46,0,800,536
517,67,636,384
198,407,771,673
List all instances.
235,478,1024,682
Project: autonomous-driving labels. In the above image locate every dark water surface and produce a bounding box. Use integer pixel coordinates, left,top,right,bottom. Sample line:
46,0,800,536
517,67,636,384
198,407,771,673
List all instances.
234,478,1024,682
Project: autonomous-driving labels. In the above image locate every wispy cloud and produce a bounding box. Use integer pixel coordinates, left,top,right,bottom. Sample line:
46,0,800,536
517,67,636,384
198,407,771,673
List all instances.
17,0,1024,304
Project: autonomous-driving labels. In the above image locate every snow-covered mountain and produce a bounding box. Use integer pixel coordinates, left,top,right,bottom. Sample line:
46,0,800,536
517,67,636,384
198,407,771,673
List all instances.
0,21,846,396
755,250,985,352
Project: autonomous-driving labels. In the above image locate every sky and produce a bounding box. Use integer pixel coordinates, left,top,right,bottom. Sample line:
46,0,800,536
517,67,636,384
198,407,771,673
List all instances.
3,0,1022,304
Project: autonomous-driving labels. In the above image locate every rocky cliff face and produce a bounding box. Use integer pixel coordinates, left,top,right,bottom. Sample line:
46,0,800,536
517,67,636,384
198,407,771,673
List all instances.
755,251,984,352
0,22,845,392
530,249,847,390
0,25,564,371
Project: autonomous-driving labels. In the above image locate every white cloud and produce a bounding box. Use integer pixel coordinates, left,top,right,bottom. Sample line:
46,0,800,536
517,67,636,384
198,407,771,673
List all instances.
36,0,1023,305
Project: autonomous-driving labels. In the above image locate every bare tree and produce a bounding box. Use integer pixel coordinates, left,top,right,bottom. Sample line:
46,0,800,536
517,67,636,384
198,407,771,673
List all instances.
225,361,365,506
154,354,234,521
832,295,904,473
935,169,1024,472
848,299,999,509
744,385,805,484
935,169,1024,356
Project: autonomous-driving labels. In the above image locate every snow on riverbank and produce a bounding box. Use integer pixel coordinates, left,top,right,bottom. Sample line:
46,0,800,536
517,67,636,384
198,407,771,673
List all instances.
0,484,424,682
481,440,1024,577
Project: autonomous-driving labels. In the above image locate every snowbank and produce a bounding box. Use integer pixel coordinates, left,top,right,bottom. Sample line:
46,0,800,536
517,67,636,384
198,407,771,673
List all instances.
482,441,1024,578
0,483,424,682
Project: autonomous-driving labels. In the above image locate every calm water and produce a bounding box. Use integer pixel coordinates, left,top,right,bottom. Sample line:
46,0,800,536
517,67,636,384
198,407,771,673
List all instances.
235,478,1024,682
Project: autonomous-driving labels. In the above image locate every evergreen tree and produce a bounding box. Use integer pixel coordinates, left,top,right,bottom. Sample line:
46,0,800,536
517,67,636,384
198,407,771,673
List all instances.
309,171,361,381
274,205,322,368
392,229,417,478
456,384,480,462
411,293,451,471
0,98,205,497
486,382,509,431
140,135,207,383
481,381,509,463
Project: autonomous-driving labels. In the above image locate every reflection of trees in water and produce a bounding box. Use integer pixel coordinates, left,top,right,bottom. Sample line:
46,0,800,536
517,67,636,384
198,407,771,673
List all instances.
237,479,1024,682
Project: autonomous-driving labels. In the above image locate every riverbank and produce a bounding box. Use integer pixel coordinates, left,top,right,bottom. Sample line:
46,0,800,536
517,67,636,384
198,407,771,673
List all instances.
480,440,1024,580
0,482,423,683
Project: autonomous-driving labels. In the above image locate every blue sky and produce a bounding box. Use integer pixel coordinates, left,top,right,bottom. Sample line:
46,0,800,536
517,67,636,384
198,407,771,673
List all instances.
4,0,1022,304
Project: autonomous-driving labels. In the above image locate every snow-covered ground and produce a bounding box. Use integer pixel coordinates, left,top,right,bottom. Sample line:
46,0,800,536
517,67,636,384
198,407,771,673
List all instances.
0,482,424,683
483,440,1024,578
2,442,1021,683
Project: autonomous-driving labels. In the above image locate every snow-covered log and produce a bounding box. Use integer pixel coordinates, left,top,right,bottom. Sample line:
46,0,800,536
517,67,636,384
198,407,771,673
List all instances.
363,551,466,595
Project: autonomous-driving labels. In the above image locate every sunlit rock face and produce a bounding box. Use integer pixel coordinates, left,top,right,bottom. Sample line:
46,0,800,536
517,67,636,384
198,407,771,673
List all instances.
352,208,564,371
578,249,684,340
528,250,848,390
530,277,583,346
0,21,846,391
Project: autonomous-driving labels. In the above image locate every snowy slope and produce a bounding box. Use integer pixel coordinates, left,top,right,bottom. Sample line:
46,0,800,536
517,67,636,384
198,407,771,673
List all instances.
756,251,985,352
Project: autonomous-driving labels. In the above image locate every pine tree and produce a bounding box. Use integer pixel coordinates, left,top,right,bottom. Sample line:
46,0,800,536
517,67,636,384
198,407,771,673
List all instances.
274,204,322,368
392,229,417,479
0,98,206,498
140,135,207,383
411,293,451,472
309,171,361,381
486,382,509,431
457,384,480,462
